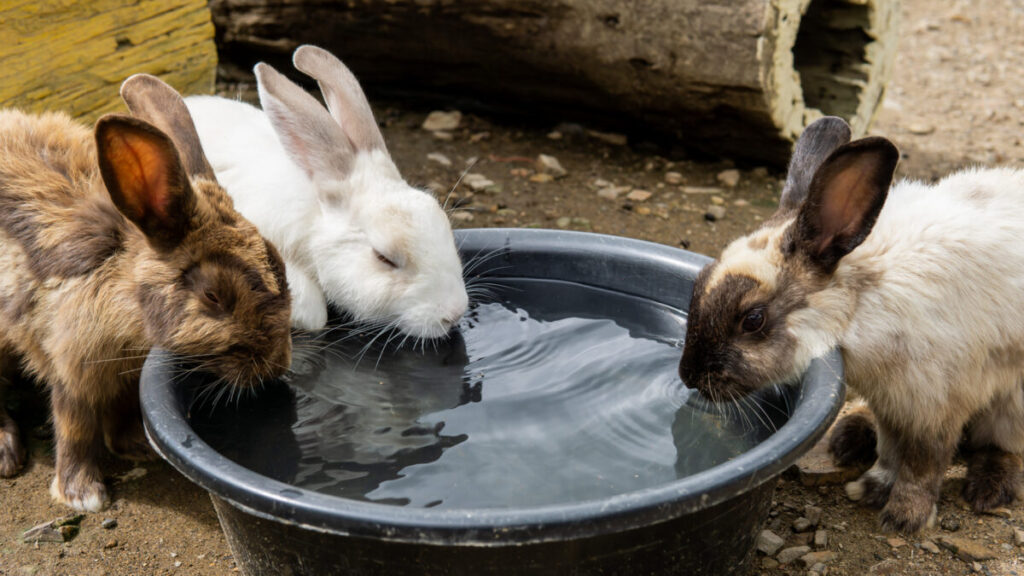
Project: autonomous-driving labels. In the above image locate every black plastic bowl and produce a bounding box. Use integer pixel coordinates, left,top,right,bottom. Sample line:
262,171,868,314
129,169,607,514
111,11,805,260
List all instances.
141,228,844,576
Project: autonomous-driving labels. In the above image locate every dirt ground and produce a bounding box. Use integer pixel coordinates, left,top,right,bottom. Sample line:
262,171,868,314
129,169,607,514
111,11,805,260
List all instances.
4,0,1024,574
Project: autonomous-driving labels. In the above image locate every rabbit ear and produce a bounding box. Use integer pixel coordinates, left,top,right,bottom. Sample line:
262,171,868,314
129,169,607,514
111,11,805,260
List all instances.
119,74,217,182
254,62,356,183
292,45,388,154
793,136,900,272
780,116,852,211
95,114,197,250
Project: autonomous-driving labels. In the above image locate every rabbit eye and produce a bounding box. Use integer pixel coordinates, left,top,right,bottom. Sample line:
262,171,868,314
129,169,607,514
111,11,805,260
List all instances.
375,250,398,268
200,289,223,311
741,308,766,333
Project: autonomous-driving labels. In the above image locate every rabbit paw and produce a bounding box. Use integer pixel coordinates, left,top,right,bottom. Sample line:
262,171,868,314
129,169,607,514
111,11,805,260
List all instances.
51,470,109,512
879,490,937,534
845,467,894,508
0,417,25,477
963,449,1023,512
828,411,878,468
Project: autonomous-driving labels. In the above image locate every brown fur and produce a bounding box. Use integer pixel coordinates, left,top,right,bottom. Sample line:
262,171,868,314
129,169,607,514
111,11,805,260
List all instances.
0,96,291,512
828,404,879,468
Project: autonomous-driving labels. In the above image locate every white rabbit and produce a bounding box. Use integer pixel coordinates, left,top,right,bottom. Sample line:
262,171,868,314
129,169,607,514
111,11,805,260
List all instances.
678,116,1024,533
185,45,467,339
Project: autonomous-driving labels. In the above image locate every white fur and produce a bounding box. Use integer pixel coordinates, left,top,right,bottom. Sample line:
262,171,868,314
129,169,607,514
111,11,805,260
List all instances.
786,167,1024,443
184,89,467,338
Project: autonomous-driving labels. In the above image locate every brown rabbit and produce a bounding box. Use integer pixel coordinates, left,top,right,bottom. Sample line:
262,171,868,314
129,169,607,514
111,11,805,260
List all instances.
0,74,292,511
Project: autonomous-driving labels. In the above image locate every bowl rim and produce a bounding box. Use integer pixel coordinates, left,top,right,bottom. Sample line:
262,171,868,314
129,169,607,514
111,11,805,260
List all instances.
141,228,844,546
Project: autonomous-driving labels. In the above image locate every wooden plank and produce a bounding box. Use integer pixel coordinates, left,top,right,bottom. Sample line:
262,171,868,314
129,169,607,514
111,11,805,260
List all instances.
0,0,217,122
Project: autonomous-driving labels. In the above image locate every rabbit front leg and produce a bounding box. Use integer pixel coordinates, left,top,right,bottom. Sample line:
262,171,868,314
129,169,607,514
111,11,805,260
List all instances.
878,424,957,533
102,379,156,462
962,386,1024,512
286,260,328,331
0,408,25,477
49,383,108,512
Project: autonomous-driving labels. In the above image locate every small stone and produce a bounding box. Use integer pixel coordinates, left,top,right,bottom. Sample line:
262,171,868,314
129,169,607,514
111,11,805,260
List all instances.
717,168,741,187
529,173,555,183
809,562,827,574
868,558,900,575
681,186,725,195
427,152,452,167
887,537,907,549
920,540,940,554
793,435,865,486
664,171,683,184
972,562,982,573
586,129,628,146
635,206,652,216
799,551,836,568
907,122,935,136
593,178,612,188
757,529,785,556
937,535,997,562
805,506,823,527
469,131,490,143
777,545,812,565
555,216,571,228
762,558,780,570
450,211,475,223
1013,527,1024,546
462,173,496,192
432,130,454,141
22,514,83,544
174,561,182,568
793,517,813,532
535,154,568,178
570,217,591,227
101,518,117,530
940,515,961,532
422,110,462,132
733,199,750,207
546,131,563,140
814,530,829,549
704,205,727,221
597,187,625,200
626,189,653,202
104,539,118,549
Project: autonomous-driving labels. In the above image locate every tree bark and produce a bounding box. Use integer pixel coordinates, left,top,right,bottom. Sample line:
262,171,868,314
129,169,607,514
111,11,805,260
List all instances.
210,0,899,165
1,0,217,123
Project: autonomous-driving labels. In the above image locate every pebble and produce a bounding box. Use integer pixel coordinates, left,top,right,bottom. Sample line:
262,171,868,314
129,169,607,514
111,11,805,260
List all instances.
104,539,118,549
421,110,462,132
920,540,940,554
777,545,812,565
529,173,555,183
762,558,780,570
597,185,630,200
705,205,727,221
757,529,785,556
101,518,117,530
427,152,452,167
682,186,724,195
887,537,906,549
21,514,83,544
432,131,454,141
805,506,823,527
1014,527,1024,546
586,129,628,146
937,535,997,562
450,211,475,223
814,530,829,549
535,154,568,178
709,195,725,206
972,562,982,573
546,131,563,140
717,168,741,187
907,122,935,135
462,173,496,192
733,199,750,207
469,131,490,143
799,551,836,568
940,515,961,532
635,206,652,216
626,189,652,202
664,171,683,184
556,216,571,228
809,562,827,574
793,517,813,532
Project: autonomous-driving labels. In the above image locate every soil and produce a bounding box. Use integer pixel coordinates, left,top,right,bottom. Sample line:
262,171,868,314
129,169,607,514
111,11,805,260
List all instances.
3,0,1024,574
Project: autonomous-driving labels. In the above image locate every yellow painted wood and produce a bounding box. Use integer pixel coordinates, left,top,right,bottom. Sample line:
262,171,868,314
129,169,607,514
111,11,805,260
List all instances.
0,0,217,122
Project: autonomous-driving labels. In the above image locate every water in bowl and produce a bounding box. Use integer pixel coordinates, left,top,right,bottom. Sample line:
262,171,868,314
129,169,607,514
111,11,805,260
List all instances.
190,279,789,509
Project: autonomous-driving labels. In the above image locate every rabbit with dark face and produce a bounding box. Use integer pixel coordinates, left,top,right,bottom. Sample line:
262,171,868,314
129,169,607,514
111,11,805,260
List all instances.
0,75,292,511
679,116,1024,532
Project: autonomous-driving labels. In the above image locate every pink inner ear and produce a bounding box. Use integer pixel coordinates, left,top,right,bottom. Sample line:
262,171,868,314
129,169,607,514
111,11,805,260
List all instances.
817,168,872,250
132,141,172,220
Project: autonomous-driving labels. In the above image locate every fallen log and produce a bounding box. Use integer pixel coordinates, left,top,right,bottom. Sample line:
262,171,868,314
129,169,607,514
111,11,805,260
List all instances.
210,0,899,164
1,0,217,122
